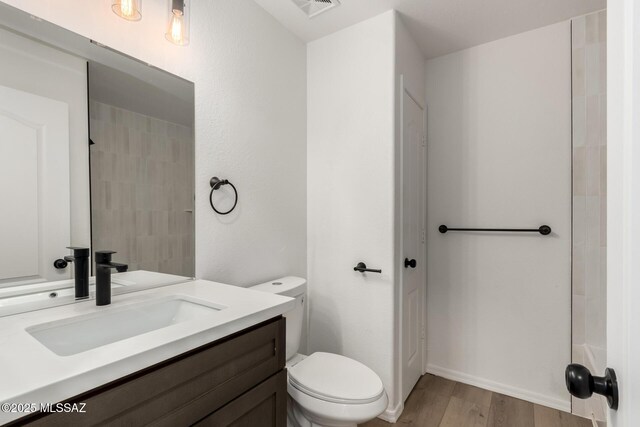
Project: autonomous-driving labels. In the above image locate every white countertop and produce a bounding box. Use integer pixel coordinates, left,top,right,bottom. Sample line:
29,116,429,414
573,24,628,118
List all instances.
0,270,193,314
0,280,294,424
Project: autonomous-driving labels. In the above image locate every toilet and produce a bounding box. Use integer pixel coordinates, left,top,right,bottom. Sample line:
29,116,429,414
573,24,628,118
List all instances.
250,277,388,427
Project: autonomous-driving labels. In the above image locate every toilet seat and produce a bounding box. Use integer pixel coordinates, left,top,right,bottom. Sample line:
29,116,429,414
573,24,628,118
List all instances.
287,378,388,427
288,352,385,405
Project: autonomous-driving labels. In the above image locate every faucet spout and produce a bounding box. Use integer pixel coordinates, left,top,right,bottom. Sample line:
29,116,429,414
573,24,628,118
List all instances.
112,263,129,273
94,250,129,306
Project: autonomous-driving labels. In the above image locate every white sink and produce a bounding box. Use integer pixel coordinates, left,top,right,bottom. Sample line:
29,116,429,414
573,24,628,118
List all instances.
26,296,226,356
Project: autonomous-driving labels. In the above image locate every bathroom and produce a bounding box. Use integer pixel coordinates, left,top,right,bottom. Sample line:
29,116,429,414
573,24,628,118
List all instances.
0,0,638,426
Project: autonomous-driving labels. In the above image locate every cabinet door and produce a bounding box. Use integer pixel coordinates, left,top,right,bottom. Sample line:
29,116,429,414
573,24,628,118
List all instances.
195,370,287,427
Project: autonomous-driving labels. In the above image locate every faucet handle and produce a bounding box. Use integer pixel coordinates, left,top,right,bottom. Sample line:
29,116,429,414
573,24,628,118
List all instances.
95,250,117,264
95,251,128,272
66,247,90,257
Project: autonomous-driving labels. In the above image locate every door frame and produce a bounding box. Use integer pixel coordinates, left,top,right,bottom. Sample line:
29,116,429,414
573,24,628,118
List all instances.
607,0,640,424
398,74,428,402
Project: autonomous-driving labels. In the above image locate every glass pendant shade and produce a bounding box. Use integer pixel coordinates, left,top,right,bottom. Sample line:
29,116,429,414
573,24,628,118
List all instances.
112,0,142,21
166,0,190,46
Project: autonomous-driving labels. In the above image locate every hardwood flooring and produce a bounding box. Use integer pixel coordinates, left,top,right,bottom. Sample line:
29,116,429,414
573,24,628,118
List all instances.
360,374,592,427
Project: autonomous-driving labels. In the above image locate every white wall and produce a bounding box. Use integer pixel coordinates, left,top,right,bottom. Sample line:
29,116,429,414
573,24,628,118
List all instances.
307,10,397,417
0,0,308,286
307,12,424,419
425,21,572,410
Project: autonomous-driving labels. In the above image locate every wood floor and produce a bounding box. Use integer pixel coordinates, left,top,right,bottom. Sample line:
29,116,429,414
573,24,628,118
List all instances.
360,374,592,427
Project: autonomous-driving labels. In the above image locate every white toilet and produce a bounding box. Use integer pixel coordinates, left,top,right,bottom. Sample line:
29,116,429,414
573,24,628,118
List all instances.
250,277,388,427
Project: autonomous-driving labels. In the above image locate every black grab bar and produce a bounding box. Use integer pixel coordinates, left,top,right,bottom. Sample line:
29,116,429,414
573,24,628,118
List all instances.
438,225,552,235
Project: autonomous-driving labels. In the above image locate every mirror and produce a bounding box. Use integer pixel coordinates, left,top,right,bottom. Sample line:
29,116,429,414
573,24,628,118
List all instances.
89,62,195,276
0,3,195,316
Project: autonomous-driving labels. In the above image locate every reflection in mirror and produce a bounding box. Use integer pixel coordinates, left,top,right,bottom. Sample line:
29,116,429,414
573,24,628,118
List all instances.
89,63,195,277
0,3,195,316
0,24,88,288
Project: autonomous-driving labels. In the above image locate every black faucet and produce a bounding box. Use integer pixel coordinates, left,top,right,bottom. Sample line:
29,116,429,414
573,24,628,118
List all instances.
95,250,128,306
64,247,90,299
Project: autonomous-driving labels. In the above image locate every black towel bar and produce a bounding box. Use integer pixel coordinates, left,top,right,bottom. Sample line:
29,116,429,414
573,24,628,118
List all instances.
439,225,552,235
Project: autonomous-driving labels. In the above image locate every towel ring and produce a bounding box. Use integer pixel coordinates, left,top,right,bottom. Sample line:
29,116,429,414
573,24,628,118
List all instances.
209,177,238,215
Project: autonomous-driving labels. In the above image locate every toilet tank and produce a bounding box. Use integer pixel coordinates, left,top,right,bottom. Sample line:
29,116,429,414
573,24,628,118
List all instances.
250,277,306,360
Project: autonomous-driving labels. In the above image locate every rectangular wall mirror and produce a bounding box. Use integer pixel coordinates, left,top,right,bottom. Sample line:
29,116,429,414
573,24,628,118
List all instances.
89,62,195,277
0,3,195,315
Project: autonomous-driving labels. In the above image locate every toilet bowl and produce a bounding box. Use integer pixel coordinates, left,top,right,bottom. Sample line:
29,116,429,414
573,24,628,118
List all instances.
287,352,388,427
250,277,388,427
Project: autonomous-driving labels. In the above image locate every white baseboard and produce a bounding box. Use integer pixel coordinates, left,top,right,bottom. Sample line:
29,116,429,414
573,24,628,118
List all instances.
377,401,403,423
426,364,571,413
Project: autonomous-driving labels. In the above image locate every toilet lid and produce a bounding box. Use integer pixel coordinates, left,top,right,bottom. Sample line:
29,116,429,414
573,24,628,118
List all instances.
288,352,385,404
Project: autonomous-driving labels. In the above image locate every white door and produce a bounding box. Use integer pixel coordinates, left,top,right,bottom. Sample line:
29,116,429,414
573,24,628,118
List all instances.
0,85,71,286
401,87,425,401
606,0,640,424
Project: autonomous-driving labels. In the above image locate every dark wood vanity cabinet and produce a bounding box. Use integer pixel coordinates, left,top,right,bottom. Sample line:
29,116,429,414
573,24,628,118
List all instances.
13,317,287,427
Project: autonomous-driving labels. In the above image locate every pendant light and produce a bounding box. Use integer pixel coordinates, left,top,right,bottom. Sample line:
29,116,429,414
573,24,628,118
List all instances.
166,0,190,46
112,0,142,21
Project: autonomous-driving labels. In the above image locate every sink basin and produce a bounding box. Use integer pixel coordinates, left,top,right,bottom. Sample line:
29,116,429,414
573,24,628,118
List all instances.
26,296,226,356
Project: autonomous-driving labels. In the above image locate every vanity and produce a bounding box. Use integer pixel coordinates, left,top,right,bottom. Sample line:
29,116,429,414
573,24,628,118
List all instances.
0,3,296,425
0,280,294,426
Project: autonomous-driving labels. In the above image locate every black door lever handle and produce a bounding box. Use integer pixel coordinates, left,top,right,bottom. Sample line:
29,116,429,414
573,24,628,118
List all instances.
354,262,382,273
404,258,417,269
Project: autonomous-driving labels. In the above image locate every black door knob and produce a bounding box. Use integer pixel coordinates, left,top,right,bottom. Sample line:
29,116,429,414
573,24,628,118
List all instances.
53,259,68,269
404,258,417,269
565,364,619,410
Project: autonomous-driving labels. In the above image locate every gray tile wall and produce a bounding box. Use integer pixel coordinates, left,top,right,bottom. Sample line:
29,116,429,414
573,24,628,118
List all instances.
90,100,195,277
571,10,606,421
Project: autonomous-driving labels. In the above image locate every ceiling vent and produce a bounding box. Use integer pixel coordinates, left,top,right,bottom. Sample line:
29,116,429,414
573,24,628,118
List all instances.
292,0,340,18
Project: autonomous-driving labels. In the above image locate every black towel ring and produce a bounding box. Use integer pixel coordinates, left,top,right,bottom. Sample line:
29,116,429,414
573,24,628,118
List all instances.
209,177,238,215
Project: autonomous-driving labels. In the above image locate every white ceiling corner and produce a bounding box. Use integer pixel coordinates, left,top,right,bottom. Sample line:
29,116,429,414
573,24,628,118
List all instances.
253,0,606,59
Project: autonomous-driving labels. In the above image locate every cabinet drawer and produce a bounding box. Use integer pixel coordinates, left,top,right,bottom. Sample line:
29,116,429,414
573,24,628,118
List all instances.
17,317,285,427
194,370,287,427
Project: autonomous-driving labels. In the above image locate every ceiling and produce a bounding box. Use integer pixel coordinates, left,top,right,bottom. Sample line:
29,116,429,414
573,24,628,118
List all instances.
253,0,606,59
89,62,194,128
